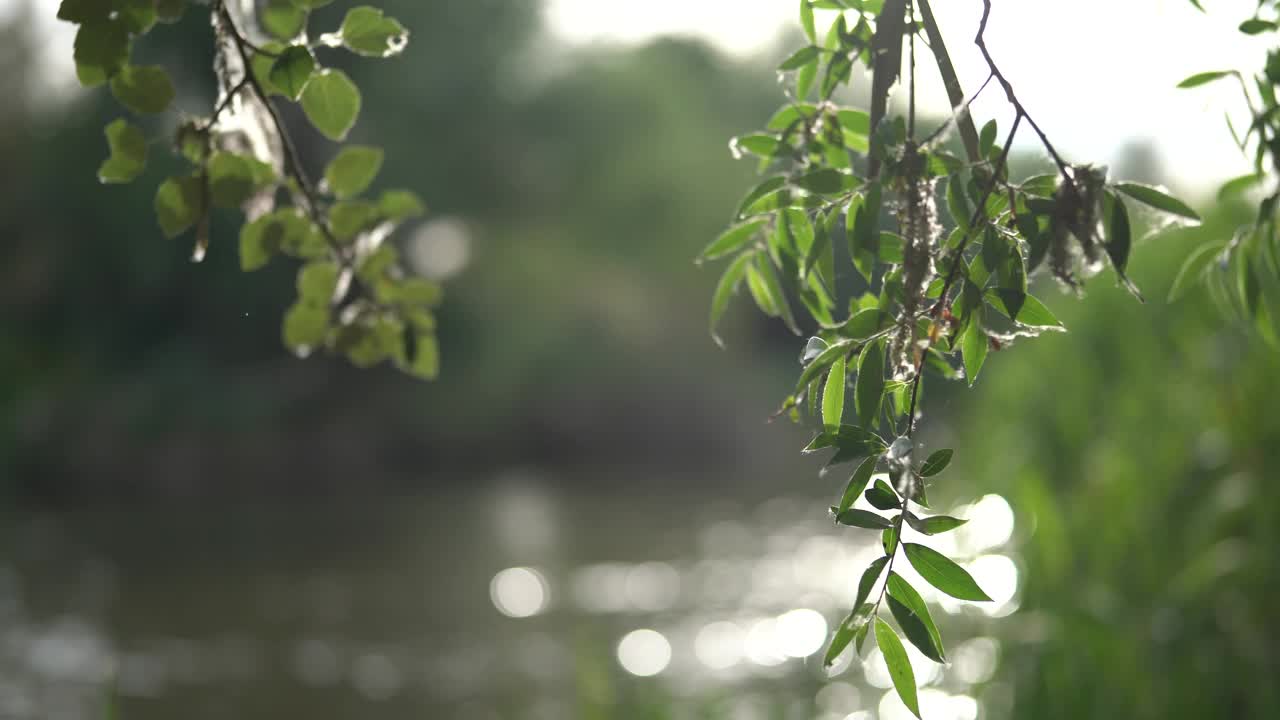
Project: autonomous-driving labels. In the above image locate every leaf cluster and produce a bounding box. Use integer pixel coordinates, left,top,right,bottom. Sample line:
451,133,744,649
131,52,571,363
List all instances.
63,0,439,379
1175,0,1280,348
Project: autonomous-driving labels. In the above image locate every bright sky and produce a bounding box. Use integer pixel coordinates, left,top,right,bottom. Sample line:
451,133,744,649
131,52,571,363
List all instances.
546,0,1273,194
11,0,1270,193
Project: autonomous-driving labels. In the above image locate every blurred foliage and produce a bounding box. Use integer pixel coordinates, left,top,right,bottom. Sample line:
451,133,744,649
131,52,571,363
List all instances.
952,200,1280,719
1,2,800,495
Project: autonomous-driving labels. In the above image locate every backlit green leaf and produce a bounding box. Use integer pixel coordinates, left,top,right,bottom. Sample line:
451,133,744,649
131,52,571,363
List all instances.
836,508,893,529
339,6,409,57
1177,70,1234,88
261,0,307,40
919,449,952,477
98,118,147,184
324,145,384,199
886,572,946,663
700,219,765,262
154,175,204,239
73,20,129,87
823,353,847,431
268,45,316,100
837,455,879,515
301,69,362,141
1113,182,1200,221
110,64,175,114
875,618,921,719
710,251,755,346
855,337,885,426
903,543,992,601
865,479,899,510
904,513,968,535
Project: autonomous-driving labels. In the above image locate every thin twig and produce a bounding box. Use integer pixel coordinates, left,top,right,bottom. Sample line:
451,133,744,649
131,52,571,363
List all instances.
974,0,1074,187
203,77,248,131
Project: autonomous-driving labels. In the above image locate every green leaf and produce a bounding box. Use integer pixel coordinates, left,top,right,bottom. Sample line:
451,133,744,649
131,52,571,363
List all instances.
1113,182,1200,221
329,200,380,241
301,69,362,141
207,151,276,208
865,479,899,510
297,260,340,303
1169,242,1223,302
799,0,816,42
823,352,847,431
408,332,440,380
919,449,952,477
282,301,329,353
261,0,308,40
323,145,384,200
1177,70,1234,88
796,55,818,98
377,189,426,221
978,119,997,157
886,572,946,663
985,290,1063,328
154,175,204,239
1217,172,1265,201
808,424,888,466
339,6,410,57
97,118,147,184
1240,18,1277,34
736,176,786,217
110,64,175,114
58,0,111,23
116,0,157,33
882,524,900,555
961,311,987,386
1107,192,1132,275
836,508,893,529
903,543,992,601
855,338,885,427
239,213,286,271
795,168,853,194
754,254,801,334
779,45,822,71
710,251,755,346
73,20,129,88
700,219,765,262
824,604,870,667
268,45,316,100
837,455,880,515
875,619,921,719
796,340,854,391
836,308,891,340
904,513,968,535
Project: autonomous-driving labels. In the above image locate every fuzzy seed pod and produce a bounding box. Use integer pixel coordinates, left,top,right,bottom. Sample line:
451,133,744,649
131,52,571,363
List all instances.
890,158,940,381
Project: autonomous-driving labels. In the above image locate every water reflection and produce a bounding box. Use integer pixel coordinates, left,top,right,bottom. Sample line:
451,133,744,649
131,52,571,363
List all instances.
490,567,550,618
0,480,1020,719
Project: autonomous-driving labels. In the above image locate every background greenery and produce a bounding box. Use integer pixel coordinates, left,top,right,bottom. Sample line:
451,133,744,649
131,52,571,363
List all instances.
0,2,1275,719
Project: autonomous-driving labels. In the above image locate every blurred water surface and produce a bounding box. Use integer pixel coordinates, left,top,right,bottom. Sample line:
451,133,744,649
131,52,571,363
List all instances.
0,473,1015,720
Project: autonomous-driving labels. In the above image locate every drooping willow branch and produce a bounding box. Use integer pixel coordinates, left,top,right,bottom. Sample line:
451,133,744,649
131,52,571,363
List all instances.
704,2,1201,716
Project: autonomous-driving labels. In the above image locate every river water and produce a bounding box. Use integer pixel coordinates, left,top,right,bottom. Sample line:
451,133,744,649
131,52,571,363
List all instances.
0,469,1017,720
